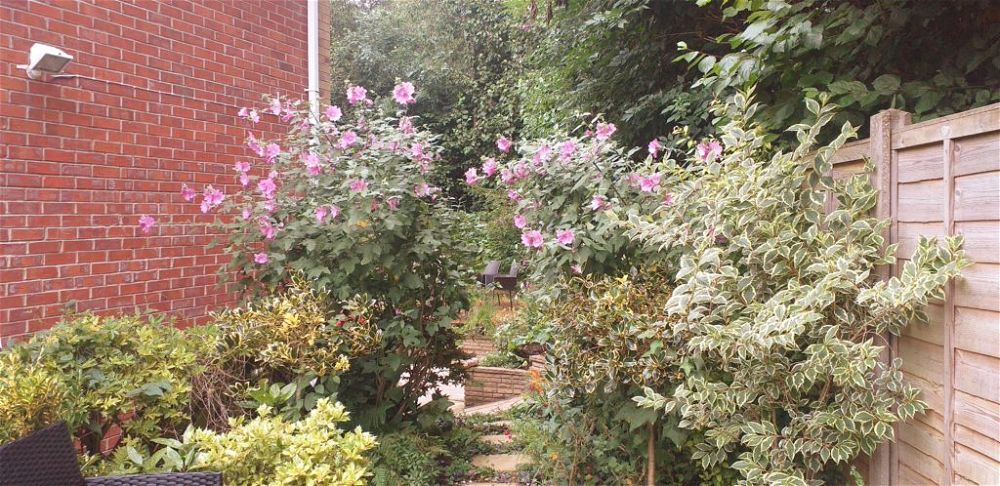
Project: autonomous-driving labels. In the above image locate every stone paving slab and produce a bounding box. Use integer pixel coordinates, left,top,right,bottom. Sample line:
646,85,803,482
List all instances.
461,396,523,416
471,453,532,472
479,433,513,445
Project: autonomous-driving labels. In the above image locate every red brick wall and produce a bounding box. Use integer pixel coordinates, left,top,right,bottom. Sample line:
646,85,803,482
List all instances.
0,0,331,341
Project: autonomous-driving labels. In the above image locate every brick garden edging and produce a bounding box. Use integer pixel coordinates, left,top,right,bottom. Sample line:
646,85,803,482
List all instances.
460,335,496,357
465,366,531,407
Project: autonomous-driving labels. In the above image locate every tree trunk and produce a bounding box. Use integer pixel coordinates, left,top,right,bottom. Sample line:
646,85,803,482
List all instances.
647,422,656,486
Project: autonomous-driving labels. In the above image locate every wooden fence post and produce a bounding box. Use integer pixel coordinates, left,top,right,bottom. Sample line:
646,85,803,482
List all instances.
867,109,911,486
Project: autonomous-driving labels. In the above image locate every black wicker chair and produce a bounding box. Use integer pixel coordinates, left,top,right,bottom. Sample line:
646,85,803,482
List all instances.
0,422,222,486
477,260,501,286
494,261,519,307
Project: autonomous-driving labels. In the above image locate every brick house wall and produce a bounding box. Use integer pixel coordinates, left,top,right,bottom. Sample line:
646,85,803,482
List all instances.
0,0,332,341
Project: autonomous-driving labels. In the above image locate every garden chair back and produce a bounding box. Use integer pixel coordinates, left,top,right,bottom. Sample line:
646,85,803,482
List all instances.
478,260,501,285
0,422,222,486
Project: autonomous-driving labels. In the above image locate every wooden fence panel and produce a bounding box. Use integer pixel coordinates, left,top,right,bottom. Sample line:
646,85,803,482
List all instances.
832,103,1000,485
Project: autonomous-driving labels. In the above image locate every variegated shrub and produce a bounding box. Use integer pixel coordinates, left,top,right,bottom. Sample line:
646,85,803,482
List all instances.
630,95,969,485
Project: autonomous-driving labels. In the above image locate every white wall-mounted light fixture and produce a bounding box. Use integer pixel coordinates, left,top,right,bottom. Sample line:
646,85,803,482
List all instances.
16,43,73,80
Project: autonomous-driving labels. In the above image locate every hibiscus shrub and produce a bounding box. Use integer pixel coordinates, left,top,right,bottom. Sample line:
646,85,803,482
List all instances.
193,84,475,430
465,120,664,280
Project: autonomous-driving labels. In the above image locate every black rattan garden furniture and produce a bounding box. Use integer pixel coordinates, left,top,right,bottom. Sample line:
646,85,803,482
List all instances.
494,261,519,307
0,422,222,486
477,260,501,286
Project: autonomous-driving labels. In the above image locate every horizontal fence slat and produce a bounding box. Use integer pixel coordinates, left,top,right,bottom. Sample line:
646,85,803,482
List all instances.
897,179,945,223
893,103,1000,150
953,390,1000,447
954,171,1000,222
954,263,1000,312
954,307,1000,358
956,221,1000,264
898,143,944,183
954,349,1000,403
955,132,1000,177
955,443,1000,486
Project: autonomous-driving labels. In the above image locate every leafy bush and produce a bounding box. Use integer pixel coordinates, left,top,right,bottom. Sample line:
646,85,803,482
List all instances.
624,95,964,484
369,430,447,486
686,0,1000,134
90,399,375,486
489,94,968,483
510,271,737,485
193,85,476,430
465,116,663,280
190,278,380,428
478,351,527,369
0,314,208,452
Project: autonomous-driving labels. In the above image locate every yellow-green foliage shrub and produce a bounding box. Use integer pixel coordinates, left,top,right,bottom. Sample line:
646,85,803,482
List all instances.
0,314,208,452
94,399,375,486
192,279,380,427
212,279,378,377
0,361,67,443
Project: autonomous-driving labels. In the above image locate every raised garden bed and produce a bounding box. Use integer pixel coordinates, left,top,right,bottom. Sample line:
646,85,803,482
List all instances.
464,367,531,407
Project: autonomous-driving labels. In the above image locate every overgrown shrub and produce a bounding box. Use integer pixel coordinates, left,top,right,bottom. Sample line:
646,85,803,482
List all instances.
464,116,663,280
483,94,968,484
626,95,969,484
191,279,379,428
0,314,208,452
369,430,447,486
511,272,737,485
89,399,375,486
190,85,476,430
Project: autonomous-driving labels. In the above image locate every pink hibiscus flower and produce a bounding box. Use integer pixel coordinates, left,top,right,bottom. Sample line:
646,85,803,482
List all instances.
507,190,521,201
591,194,608,211
559,140,576,160
254,252,269,264
258,177,277,200
138,215,155,234
264,143,281,163
258,218,277,239
399,116,415,135
349,178,367,193
314,206,329,222
465,168,480,185
556,229,575,246
235,161,251,173
392,82,416,105
181,183,196,202
521,230,543,248
595,122,617,141
513,163,530,180
639,174,661,193
696,140,723,163
496,136,512,153
500,168,515,185
324,105,342,122
302,152,322,176
338,131,358,149
200,185,225,213
648,139,661,158
346,85,368,105
513,214,527,229
482,158,498,177
414,183,437,198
